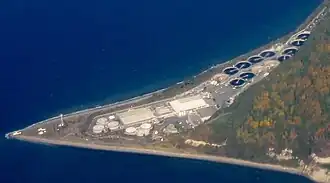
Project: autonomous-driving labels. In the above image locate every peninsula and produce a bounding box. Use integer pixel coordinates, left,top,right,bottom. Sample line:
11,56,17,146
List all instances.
6,1,330,182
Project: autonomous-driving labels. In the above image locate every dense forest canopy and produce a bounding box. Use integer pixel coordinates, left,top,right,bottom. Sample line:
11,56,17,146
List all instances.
189,4,330,161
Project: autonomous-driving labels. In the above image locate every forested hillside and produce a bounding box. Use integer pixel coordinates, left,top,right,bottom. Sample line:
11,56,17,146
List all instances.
198,7,330,160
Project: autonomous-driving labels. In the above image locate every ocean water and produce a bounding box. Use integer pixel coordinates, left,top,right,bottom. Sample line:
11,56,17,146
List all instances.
0,0,322,182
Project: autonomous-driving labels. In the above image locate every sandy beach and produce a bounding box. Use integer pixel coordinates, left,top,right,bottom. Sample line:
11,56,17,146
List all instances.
12,135,312,180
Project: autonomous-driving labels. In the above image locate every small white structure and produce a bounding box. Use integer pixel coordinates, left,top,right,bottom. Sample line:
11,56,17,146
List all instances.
37,128,46,135
210,80,218,85
107,121,120,130
12,131,22,136
92,124,105,134
96,117,108,125
108,115,116,120
125,127,137,135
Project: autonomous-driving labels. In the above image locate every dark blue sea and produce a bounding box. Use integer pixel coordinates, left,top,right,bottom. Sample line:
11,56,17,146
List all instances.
0,0,322,182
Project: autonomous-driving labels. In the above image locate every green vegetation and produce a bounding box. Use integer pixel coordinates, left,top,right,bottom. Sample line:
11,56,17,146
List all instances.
188,4,330,162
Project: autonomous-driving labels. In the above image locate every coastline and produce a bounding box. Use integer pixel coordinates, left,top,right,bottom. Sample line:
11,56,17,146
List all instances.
12,135,309,179
3,1,330,183
12,1,328,133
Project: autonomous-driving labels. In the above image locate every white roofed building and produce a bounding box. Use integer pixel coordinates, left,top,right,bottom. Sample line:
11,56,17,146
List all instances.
169,95,209,113
117,107,155,126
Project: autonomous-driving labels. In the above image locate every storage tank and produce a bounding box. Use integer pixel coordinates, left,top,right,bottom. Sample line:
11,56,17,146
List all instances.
125,127,137,135
140,123,152,130
107,121,120,130
136,129,145,137
92,125,105,134
96,117,108,125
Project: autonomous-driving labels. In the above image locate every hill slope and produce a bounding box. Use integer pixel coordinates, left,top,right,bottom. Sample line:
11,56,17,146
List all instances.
200,5,330,161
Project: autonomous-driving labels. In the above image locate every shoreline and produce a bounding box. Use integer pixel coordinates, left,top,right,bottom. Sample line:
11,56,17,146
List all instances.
12,135,311,180
12,2,326,132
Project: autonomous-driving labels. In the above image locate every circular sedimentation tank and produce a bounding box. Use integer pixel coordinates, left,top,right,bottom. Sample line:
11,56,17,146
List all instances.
259,50,276,58
296,32,310,40
125,127,137,135
291,39,305,47
235,61,251,69
93,125,105,134
223,67,239,75
282,47,298,56
107,121,120,130
96,117,108,125
247,56,264,64
277,55,291,62
239,72,255,80
230,79,246,87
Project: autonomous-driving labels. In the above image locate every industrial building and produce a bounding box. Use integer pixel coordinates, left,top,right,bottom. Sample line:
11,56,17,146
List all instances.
196,106,217,122
169,95,209,113
117,107,155,126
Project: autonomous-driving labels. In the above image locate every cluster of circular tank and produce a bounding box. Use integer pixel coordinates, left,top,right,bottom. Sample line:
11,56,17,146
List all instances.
222,49,277,76
124,123,153,136
276,31,310,62
223,31,311,77
92,116,120,134
229,72,256,87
